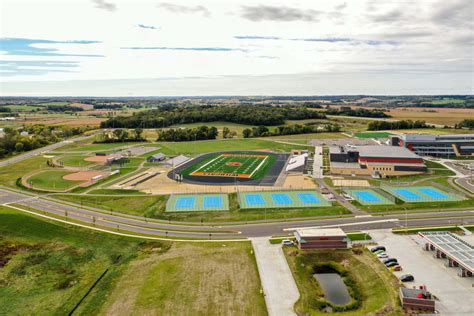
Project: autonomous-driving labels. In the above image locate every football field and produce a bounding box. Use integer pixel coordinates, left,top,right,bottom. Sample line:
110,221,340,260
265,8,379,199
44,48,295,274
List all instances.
183,152,277,179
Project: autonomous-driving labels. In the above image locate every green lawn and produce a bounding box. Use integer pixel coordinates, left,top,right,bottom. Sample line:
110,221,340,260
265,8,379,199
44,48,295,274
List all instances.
59,155,96,167
284,247,402,315
0,156,48,188
28,170,83,191
157,138,309,156
60,142,143,152
54,193,351,222
354,132,393,139
181,152,277,179
0,205,166,315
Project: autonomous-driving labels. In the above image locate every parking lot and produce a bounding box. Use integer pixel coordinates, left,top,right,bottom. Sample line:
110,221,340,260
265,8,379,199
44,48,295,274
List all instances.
370,230,474,315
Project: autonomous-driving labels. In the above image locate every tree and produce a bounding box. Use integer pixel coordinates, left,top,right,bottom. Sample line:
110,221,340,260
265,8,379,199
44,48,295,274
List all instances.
133,128,143,140
15,142,24,152
242,128,252,138
222,127,230,138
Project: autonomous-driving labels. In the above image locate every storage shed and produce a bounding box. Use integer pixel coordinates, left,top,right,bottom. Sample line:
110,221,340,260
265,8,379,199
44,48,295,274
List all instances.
294,228,348,250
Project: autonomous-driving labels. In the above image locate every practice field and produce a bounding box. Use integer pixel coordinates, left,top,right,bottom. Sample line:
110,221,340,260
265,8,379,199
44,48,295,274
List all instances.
344,189,394,205
166,194,229,212
382,186,462,203
239,190,330,209
182,152,277,179
354,131,394,139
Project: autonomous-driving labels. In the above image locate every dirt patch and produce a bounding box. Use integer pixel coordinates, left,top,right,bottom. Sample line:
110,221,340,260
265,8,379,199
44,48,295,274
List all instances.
69,103,94,110
63,171,108,181
84,156,109,163
0,242,32,268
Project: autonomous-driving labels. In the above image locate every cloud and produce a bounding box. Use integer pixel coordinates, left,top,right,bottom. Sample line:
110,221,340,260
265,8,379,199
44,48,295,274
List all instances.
369,10,404,23
138,24,158,30
92,0,116,12
334,3,347,11
240,5,320,22
0,60,79,77
122,46,247,52
157,3,210,17
0,38,102,57
291,37,352,43
234,35,281,40
431,0,473,27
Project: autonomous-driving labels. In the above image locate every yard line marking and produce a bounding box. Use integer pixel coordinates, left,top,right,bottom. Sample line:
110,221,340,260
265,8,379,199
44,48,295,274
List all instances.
250,155,268,178
192,154,223,174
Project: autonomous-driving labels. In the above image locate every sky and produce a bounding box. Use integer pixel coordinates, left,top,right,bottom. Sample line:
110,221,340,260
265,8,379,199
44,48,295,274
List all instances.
0,0,473,96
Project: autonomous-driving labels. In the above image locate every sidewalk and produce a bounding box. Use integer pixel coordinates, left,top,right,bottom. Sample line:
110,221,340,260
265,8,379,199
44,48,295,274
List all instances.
251,237,300,316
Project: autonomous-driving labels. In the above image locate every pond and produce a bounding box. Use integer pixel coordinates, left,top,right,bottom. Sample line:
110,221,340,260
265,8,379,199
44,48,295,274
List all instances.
313,273,351,305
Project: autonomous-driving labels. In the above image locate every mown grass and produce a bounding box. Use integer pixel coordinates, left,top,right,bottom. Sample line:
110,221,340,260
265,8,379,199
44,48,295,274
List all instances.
99,242,267,315
0,205,169,315
0,156,48,188
54,193,351,222
59,155,96,167
28,170,82,191
284,247,402,315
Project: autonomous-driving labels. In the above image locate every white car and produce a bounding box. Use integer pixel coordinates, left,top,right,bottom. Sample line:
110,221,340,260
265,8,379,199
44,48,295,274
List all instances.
281,239,294,246
377,253,388,259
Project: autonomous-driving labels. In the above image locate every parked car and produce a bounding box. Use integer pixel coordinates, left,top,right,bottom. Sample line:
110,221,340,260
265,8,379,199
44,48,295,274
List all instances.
377,253,388,259
400,274,414,282
383,258,398,265
371,246,386,253
281,239,294,246
374,249,385,255
385,261,399,268
391,265,403,272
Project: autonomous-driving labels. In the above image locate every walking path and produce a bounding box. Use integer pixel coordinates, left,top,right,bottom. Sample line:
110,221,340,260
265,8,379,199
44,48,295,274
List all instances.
251,237,300,316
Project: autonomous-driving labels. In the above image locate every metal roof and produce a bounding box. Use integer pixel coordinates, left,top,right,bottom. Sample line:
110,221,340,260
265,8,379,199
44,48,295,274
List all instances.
356,145,421,159
295,228,346,238
418,231,474,272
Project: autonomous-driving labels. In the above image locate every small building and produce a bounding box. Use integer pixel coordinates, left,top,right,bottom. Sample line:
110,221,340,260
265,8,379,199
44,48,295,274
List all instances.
20,131,29,136
399,287,435,313
147,153,166,163
163,155,190,168
294,228,348,250
286,153,308,173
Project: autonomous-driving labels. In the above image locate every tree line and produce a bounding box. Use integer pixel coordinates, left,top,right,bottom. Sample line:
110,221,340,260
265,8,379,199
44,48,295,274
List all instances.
367,120,428,131
325,106,390,118
46,105,84,112
93,128,146,143
242,123,341,138
157,126,218,142
0,125,87,158
455,119,474,129
100,105,326,128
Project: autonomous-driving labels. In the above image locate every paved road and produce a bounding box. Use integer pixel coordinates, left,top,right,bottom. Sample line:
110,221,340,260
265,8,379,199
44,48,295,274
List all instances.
0,134,94,168
2,188,474,239
251,237,299,316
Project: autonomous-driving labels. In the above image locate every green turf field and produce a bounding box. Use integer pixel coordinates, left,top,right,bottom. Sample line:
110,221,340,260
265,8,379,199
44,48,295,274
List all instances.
58,155,96,167
354,132,393,139
182,152,277,179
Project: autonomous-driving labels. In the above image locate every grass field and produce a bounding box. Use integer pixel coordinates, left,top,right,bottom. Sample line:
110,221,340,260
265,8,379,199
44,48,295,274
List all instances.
354,131,393,139
284,247,401,315
28,170,83,191
99,242,267,315
182,152,277,179
60,142,143,152
59,155,96,167
388,107,473,126
0,205,164,315
0,156,48,188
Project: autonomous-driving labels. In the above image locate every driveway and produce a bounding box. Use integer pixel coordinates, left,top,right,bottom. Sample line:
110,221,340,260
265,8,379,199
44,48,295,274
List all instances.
251,237,300,316
370,230,474,315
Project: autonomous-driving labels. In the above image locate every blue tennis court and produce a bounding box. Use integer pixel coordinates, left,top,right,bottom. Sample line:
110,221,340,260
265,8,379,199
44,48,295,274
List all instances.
297,193,320,204
382,186,461,203
418,188,448,199
239,190,331,209
203,196,223,209
175,197,195,209
345,189,394,205
245,194,266,206
166,194,229,212
271,193,293,205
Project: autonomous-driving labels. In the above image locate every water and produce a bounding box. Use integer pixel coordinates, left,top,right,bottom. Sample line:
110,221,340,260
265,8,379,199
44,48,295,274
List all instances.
313,273,352,305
